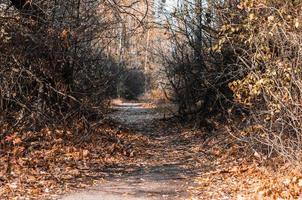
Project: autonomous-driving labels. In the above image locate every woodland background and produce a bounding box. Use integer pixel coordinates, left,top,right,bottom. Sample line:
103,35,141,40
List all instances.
1,0,302,199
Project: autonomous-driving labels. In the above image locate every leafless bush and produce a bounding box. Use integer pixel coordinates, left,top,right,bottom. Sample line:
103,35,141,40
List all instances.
154,0,237,126
118,69,146,99
0,0,147,138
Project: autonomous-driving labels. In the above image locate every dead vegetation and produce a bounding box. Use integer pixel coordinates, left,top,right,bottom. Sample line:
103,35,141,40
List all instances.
0,119,149,199
0,0,149,199
2,0,302,199
156,0,302,165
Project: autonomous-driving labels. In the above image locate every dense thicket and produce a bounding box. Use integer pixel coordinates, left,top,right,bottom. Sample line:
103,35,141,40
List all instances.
224,0,302,160
155,0,238,125
0,0,144,135
0,0,151,171
118,69,146,99
0,1,151,197
157,0,302,160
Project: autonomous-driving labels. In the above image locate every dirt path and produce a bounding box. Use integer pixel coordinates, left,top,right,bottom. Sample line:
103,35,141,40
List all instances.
60,101,206,200
58,101,295,200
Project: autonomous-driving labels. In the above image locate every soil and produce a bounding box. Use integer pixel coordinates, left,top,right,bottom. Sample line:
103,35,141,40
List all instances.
60,101,203,200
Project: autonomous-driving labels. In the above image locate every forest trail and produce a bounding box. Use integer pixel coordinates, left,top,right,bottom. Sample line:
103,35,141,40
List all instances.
60,101,202,200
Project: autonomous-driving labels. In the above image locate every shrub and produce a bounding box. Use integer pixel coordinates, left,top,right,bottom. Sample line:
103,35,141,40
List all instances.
118,69,146,100
221,0,302,160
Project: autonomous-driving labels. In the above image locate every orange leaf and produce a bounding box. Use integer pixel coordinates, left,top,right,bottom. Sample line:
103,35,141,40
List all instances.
13,137,22,145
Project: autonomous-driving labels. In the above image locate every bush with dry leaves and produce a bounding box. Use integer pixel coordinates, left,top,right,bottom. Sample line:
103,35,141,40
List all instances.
215,0,302,160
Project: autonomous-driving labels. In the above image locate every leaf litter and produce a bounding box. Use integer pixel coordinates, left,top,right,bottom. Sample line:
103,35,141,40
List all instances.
2,102,302,199
0,119,149,199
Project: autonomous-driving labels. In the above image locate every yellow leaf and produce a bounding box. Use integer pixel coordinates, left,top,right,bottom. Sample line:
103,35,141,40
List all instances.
61,29,68,39
268,16,274,22
298,179,302,187
249,13,255,21
83,149,89,157
282,177,291,186
13,137,22,145
295,21,299,28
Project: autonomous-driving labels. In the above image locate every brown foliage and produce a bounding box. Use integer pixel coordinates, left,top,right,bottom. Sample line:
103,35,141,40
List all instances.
220,0,302,160
155,0,302,161
0,1,148,197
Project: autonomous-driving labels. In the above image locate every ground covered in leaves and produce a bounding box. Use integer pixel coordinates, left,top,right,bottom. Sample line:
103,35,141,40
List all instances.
2,101,302,199
0,118,148,199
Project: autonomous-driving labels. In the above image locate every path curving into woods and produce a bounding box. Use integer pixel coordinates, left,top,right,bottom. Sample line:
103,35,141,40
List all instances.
60,101,203,200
